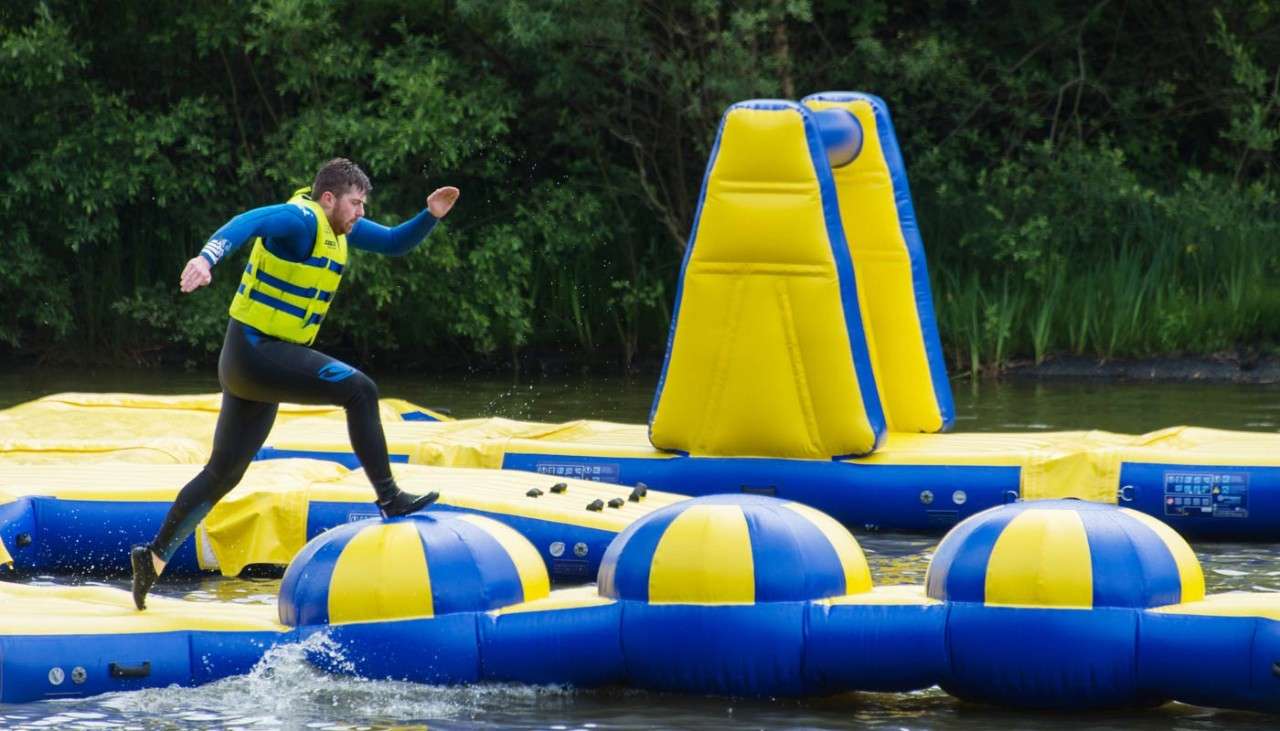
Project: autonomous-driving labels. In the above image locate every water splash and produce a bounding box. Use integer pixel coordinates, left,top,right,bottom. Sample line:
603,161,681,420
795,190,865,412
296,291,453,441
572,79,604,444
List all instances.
60,632,582,730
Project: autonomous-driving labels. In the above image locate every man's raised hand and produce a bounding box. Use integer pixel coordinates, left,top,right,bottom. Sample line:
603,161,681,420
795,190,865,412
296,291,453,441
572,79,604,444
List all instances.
427,186,460,219
180,256,212,293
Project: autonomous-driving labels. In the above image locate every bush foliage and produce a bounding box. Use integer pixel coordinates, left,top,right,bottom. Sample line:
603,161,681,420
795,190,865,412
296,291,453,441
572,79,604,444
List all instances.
3,1,1278,371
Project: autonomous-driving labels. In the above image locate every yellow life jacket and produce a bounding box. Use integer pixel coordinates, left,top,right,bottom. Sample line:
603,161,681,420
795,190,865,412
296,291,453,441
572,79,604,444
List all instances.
228,188,348,345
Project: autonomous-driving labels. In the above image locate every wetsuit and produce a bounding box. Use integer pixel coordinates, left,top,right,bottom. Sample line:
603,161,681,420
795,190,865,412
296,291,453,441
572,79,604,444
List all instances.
148,202,438,562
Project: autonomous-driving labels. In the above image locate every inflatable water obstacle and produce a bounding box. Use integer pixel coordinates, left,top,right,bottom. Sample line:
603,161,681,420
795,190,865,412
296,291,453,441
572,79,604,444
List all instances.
5,497,1280,713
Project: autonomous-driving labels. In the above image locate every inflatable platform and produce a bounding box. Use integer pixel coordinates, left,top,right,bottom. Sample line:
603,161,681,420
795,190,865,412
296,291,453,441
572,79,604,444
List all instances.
0,461,683,582
6,395,1275,540
0,582,286,702
254,418,1280,540
7,497,1277,714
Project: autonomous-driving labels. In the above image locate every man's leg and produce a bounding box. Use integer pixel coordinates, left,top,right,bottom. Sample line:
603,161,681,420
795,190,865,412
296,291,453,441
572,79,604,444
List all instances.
234,328,435,516
131,392,277,609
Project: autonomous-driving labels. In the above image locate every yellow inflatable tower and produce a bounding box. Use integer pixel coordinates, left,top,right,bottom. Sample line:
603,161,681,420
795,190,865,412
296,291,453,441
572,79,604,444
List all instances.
648,100,886,459
803,93,954,433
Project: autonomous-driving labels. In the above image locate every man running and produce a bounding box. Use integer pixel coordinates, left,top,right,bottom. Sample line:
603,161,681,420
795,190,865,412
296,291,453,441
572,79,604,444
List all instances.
131,157,459,609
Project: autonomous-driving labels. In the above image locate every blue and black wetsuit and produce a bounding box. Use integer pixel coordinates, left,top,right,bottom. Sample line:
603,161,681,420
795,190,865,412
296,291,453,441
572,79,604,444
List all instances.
148,204,439,563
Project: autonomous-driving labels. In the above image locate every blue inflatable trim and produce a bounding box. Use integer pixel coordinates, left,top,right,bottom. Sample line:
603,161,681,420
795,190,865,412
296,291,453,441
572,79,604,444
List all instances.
256,447,411,468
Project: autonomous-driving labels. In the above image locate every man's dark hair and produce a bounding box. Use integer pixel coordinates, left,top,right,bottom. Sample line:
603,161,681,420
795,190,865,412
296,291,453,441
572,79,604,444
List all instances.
312,158,372,199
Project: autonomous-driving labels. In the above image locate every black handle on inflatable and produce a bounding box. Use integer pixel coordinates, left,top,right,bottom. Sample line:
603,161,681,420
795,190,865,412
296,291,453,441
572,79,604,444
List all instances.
109,661,151,679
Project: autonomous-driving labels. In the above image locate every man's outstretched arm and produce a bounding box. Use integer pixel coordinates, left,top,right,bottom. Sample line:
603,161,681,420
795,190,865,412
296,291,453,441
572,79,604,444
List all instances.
180,204,316,293
348,186,460,256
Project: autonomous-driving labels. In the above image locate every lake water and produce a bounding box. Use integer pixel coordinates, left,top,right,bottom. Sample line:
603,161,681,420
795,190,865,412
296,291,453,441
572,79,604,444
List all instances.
2,367,1279,730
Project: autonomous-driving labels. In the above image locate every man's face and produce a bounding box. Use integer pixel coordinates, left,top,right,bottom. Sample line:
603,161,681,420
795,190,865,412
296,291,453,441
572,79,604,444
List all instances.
321,187,366,235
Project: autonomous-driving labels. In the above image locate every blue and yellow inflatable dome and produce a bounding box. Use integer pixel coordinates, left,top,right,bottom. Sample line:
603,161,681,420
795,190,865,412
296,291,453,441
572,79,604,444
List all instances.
927,500,1213,709
927,499,1204,609
599,494,871,604
278,512,549,627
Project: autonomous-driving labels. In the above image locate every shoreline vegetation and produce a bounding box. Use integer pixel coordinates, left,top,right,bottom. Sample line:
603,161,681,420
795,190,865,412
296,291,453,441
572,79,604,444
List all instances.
3,2,1278,374
8,352,1280,386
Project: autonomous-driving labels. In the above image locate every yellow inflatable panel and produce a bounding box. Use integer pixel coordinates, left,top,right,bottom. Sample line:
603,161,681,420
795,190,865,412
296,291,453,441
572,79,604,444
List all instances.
803,93,954,433
648,100,885,459
267,416,670,469
0,582,285,635
1154,592,1280,622
0,437,209,464
819,584,940,607
490,584,616,616
0,392,447,464
262,415,1128,503
261,415,1280,506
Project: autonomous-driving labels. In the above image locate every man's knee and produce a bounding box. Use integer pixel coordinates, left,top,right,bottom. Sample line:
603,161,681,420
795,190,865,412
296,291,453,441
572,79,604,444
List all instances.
205,455,253,494
343,370,379,407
